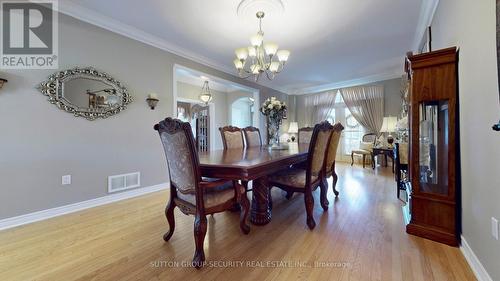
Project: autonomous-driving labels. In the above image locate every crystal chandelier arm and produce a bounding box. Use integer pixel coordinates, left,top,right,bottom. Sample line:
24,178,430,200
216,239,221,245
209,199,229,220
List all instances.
237,68,256,80
265,70,275,80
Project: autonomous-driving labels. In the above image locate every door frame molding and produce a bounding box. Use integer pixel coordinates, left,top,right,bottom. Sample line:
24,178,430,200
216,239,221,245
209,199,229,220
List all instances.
173,64,260,149
176,97,216,151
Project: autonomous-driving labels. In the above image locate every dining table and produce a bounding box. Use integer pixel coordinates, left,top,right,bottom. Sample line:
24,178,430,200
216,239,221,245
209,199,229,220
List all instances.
198,143,309,225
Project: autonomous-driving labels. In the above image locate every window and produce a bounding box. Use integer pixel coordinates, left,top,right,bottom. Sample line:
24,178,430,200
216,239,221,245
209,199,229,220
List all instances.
342,108,364,156
327,92,365,160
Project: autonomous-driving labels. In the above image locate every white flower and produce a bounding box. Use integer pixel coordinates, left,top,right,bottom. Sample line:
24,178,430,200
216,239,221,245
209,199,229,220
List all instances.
267,104,273,109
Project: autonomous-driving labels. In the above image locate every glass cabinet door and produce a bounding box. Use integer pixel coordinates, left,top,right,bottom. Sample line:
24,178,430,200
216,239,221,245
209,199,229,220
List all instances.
418,101,449,195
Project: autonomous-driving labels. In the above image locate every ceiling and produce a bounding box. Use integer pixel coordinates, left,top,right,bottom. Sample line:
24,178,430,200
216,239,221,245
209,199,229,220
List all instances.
61,0,425,94
175,66,255,93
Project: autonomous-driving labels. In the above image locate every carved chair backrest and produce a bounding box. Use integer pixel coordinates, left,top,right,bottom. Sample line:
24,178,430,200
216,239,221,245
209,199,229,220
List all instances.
325,122,345,173
298,127,314,144
306,121,334,181
362,133,377,144
219,126,244,149
155,118,201,198
243,126,262,147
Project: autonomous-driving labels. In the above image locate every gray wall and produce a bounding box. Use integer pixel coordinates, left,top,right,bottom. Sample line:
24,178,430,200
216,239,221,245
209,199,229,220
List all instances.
294,78,403,128
431,0,500,279
0,13,286,219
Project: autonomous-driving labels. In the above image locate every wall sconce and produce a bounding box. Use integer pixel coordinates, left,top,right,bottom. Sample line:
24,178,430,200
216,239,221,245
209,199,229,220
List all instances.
0,78,7,89
146,93,159,110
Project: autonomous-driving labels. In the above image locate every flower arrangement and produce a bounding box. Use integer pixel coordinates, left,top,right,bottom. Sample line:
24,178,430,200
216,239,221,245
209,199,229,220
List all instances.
260,97,287,147
260,97,287,120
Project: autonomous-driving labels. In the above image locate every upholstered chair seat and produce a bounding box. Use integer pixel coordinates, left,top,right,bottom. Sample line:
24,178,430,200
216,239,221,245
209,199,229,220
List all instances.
177,182,246,208
351,149,371,155
268,168,319,188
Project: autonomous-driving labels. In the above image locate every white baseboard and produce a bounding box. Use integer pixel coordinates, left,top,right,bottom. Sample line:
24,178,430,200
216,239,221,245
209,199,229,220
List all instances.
0,183,169,231
460,235,493,281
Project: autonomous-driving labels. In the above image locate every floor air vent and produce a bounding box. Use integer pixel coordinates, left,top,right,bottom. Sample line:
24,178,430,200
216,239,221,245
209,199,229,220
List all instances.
108,172,141,193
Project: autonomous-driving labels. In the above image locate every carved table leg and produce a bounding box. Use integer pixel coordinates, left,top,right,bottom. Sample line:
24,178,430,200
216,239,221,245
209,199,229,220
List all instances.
250,177,271,225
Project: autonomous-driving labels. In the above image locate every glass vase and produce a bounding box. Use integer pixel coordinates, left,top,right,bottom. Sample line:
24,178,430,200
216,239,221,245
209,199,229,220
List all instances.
268,117,280,148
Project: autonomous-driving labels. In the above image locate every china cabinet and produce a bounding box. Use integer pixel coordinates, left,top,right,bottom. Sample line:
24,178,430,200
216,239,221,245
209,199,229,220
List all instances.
405,47,460,246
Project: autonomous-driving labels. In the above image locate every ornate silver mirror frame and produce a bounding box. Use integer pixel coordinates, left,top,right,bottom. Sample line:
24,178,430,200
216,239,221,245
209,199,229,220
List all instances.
37,67,133,120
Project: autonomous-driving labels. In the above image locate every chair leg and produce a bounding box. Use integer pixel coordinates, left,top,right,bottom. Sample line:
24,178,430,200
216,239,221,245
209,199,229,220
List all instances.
239,194,250,234
285,191,294,200
351,152,354,166
320,177,329,211
304,190,316,230
229,182,242,212
332,170,339,197
192,212,207,269
242,180,249,192
163,198,176,242
362,154,366,168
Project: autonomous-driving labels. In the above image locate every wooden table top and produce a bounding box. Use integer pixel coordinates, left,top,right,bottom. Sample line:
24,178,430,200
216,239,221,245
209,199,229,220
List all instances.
198,143,309,180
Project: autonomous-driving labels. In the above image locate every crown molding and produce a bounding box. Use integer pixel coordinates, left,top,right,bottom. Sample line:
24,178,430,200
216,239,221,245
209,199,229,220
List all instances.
289,72,403,95
58,1,234,74
57,1,290,95
412,0,440,51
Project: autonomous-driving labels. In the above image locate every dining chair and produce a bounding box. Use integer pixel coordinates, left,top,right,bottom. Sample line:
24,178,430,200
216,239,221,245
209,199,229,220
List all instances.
219,126,244,149
268,121,334,229
323,122,345,197
350,133,376,168
298,126,314,144
242,126,262,147
155,118,250,268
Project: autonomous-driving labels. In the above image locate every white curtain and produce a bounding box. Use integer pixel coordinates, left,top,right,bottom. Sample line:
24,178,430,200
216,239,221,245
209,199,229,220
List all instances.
304,90,338,125
340,85,384,134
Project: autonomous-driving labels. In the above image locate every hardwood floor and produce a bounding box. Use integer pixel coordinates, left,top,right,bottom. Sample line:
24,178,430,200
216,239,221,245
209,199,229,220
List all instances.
0,163,475,281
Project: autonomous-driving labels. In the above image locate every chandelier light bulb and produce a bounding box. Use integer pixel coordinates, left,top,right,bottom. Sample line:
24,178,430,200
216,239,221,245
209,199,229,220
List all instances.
276,49,290,62
235,47,249,60
247,46,257,57
269,61,280,72
250,33,263,47
234,59,243,69
264,42,278,56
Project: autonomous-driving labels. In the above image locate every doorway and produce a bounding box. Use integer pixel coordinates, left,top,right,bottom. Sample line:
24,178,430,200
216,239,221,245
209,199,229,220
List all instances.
176,98,215,152
173,64,260,150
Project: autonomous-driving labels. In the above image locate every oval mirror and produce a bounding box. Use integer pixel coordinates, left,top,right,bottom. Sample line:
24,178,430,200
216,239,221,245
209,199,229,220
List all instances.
38,67,133,120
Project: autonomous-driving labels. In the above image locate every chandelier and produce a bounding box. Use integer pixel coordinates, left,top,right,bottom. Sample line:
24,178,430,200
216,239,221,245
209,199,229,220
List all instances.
233,11,290,82
199,81,212,105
